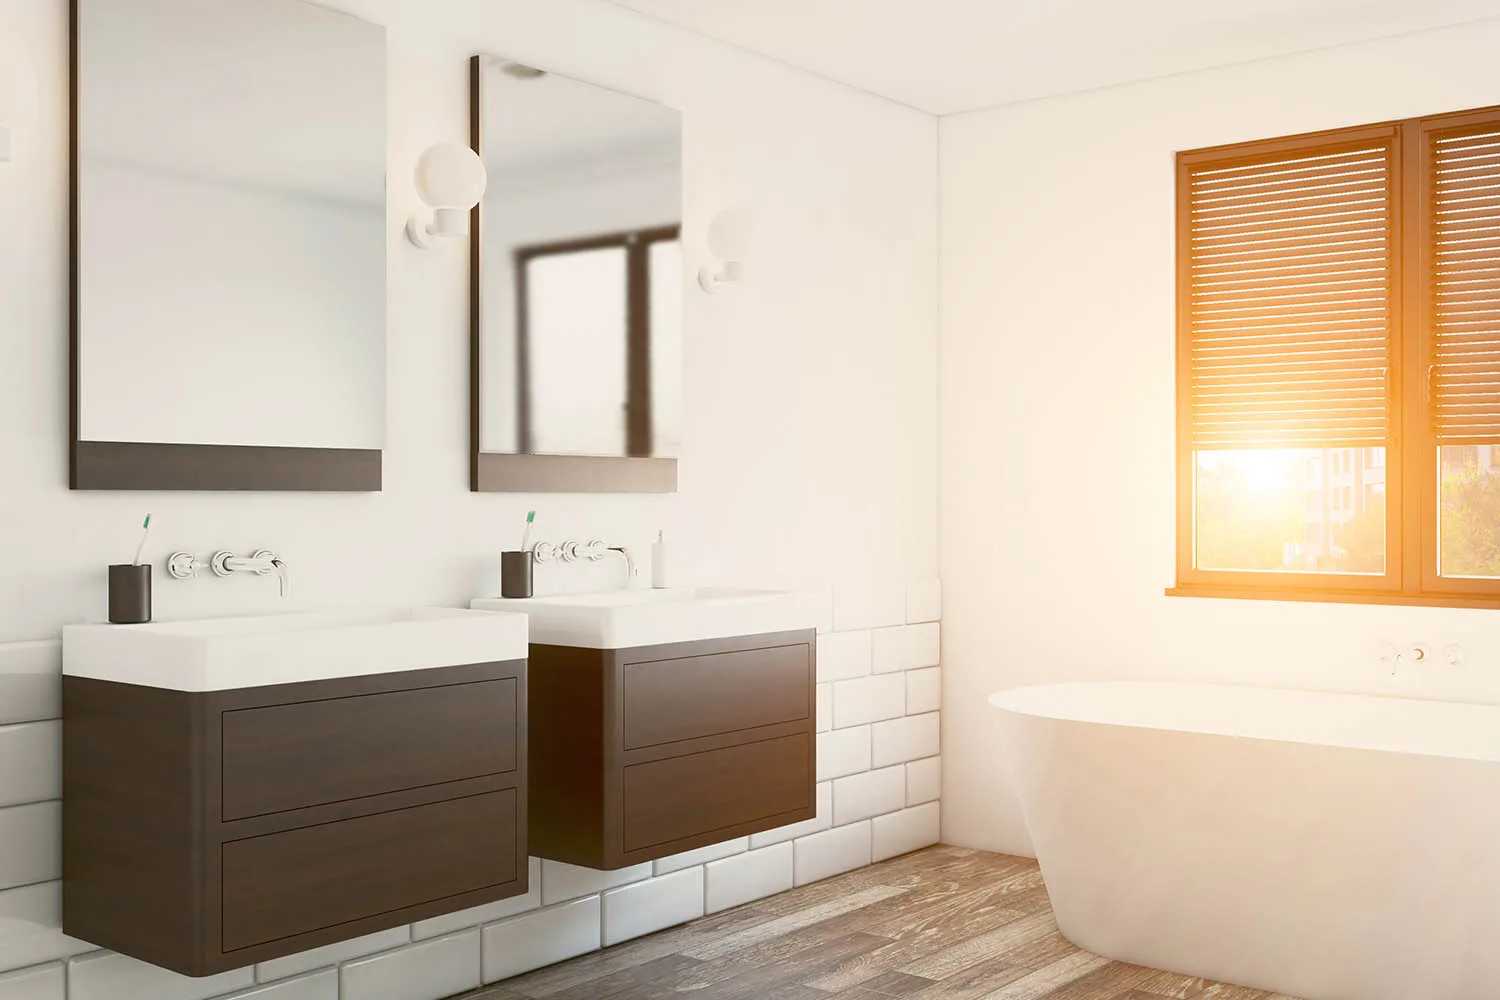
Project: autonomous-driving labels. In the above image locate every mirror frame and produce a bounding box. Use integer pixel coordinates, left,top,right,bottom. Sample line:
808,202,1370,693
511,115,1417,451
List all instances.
467,56,678,494
67,0,384,492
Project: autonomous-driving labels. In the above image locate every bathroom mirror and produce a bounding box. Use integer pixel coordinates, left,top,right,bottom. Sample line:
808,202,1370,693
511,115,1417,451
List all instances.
70,0,387,491
470,55,682,493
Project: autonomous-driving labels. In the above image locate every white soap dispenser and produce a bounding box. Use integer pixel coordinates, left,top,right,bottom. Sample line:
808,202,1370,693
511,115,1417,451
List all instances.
651,530,670,589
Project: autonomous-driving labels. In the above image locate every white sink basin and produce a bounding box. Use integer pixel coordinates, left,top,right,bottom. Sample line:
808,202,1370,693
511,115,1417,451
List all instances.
63,607,529,692
471,587,822,649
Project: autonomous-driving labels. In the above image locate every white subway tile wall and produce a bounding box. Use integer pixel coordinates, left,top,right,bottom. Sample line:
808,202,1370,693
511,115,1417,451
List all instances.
870,623,940,674
481,897,600,984
338,930,480,1000
817,725,872,780
0,578,939,999
223,971,337,1000
907,756,942,806
653,838,748,876
0,802,59,891
67,952,255,1000
0,963,65,1000
871,712,940,768
872,803,942,862
601,868,704,946
704,844,795,913
254,927,410,984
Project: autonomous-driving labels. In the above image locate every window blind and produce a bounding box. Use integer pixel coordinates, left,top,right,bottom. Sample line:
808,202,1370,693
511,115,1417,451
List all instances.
1184,142,1395,449
1428,123,1500,444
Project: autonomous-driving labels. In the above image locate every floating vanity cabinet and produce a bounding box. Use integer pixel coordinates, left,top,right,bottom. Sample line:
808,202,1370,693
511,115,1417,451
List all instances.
529,629,816,870
61,610,529,977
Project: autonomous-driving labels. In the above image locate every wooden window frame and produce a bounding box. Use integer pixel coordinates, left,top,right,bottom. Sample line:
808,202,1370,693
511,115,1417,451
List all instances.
1171,104,1500,610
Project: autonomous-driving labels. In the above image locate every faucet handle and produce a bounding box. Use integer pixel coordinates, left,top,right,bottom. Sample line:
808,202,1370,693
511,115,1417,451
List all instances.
583,539,609,562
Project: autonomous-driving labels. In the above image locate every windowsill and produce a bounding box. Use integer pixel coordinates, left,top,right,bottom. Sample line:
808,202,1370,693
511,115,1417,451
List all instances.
1166,584,1500,611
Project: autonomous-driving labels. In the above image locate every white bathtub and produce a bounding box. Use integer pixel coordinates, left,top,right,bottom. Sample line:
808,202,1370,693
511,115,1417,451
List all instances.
991,681,1500,1000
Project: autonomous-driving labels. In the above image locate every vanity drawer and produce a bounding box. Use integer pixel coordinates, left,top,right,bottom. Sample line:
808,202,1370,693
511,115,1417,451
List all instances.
621,733,813,852
221,790,517,952
622,642,812,750
221,678,518,820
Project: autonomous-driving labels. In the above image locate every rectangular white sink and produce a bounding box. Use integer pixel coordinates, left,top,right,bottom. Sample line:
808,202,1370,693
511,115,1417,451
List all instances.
63,607,529,692
471,587,822,649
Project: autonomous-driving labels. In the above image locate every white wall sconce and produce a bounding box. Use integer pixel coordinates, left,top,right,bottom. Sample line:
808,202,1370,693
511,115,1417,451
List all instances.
698,209,751,292
405,141,487,249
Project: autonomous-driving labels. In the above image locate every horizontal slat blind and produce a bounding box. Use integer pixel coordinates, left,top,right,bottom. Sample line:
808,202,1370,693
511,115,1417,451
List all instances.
1429,123,1500,444
1185,143,1395,449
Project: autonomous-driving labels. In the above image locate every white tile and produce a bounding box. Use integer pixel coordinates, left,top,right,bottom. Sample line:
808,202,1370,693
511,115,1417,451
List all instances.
0,883,96,973
872,803,941,862
339,930,479,1000
0,962,63,1000
653,839,747,876
67,951,253,1000
748,781,831,849
601,868,704,946
907,756,941,806
705,843,794,913
411,858,541,939
870,624,940,675
0,724,58,808
0,803,59,891
793,822,871,885
816,683,832,732
540,860,651,906
817,726,871,781
832,581,906,632
905,580,942,624
831,674,905,729
481,897,600,984
871,713,940,769
0,643,60,726
905,667,941,715
833,766,906,826
225,970,336,1000
815,632,871,682
254,926,408,982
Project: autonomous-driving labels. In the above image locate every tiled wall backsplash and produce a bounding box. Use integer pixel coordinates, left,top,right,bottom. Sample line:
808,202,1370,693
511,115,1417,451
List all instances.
0,580,940,1000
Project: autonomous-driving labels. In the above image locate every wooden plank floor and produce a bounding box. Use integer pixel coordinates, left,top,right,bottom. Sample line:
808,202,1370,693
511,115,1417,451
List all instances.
458,846,1303,1000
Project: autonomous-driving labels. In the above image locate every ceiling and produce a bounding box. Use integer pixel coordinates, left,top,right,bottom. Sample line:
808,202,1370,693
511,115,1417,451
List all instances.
606,0,1500,114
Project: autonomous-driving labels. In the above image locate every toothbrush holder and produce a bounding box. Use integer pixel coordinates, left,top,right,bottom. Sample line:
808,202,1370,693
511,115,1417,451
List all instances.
108,563,152,625
500,550,534,599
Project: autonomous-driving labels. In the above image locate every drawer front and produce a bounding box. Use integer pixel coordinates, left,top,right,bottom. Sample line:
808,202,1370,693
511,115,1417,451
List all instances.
221,790,517,952
622,734,812,852
622,642,811,750
221,678,518,820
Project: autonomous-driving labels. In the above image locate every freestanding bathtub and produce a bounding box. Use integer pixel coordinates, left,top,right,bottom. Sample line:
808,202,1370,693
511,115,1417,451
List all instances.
991,681,1500,1000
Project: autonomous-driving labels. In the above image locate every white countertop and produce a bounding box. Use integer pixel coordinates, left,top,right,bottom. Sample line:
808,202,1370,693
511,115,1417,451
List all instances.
63,607,529,692
472,587,822,649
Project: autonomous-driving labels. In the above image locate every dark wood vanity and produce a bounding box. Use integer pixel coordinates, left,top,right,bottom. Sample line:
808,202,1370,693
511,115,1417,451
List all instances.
62,660,528,977
529,629,816,869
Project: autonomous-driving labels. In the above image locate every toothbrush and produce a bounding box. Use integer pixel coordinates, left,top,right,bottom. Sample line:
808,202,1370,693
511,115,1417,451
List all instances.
520,510,536,552
132,514,152,566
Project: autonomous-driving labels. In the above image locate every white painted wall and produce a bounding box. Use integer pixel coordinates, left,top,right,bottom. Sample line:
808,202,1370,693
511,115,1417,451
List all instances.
0,0,938,638
939,19,1500,855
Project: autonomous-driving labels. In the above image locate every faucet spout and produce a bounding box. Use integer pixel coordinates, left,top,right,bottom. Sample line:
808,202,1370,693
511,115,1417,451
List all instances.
607,546,638,578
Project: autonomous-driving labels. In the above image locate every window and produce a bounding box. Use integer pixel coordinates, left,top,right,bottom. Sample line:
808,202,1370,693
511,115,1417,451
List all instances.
1175,104,1500,607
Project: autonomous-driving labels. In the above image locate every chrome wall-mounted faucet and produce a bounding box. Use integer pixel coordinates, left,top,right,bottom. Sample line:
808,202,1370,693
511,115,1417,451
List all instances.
528,538,637,579
168,549,290,597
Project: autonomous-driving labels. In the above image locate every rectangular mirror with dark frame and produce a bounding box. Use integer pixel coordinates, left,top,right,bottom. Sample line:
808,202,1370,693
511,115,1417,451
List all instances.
470,55,683,493
70,0,387,492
